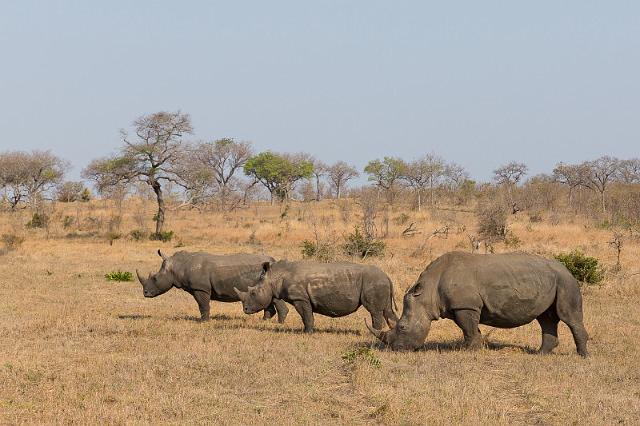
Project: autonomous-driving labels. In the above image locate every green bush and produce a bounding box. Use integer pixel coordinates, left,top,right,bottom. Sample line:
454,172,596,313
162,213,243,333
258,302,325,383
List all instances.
554,250,603,285
150,230,174,242
105,270,133,282
341,347,381,368
300,239,335,262
342,226,385,258
26,212,48,229
130,229,148,241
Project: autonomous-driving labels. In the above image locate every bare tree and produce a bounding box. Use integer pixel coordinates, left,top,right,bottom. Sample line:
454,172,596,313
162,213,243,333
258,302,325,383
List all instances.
57,181,87,202
617,158,640,184
82,111,193,235
581,156,620,212
309,158,328,201
181,138,253,209
443,162,469,189
401,154,445,211
327,161,358,199
493,161,528,205
552,162,590,208
0,150,68,209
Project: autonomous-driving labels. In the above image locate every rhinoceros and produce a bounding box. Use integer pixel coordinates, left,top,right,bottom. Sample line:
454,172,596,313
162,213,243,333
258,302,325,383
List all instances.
367,251,589,357
136,250,289,322
234,260,398,333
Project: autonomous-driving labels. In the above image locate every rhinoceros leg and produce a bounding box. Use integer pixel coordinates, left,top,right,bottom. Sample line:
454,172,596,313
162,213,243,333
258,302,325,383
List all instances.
536,309,559,354
262,304,277,321
556,282,589,357
453,309,483,349
292,300,314,333
273,299,289,324
192,290,211,321
369,310,386,331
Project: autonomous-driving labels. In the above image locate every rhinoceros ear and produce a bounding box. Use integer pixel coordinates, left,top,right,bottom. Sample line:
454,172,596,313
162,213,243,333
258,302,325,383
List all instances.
158,250,167,261
234,287,246,301
261,262,271,274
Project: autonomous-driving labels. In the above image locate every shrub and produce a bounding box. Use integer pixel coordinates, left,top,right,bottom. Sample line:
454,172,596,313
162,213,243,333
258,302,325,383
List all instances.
129,229,148,241
554,250,603,285
106,232,122,245
476,202,508,240
105,270,133,282
341,347,381,368
504,231,522,249
1,233,25,251
62,216,75,229
26,212,48,229
300,239,335,262
393,213,410,226
150,230,174,242
343,226,385,258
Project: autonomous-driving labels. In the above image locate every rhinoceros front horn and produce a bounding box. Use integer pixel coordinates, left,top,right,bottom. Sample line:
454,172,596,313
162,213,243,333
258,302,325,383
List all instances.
233,287,246,301
136,269,147,285
365,320,388,345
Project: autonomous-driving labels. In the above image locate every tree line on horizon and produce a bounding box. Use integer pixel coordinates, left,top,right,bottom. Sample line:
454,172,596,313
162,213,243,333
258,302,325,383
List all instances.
1,111,639,238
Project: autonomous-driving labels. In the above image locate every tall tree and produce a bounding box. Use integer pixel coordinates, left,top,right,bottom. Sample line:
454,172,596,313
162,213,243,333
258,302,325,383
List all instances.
0,150,67,209
243,152,313,203
364,157,404,204
82,111,193,235
552,162,590,208
582,156,619,212
327,161,359,199
493,161,528,205
401,154,446,210
617,158,640,184
309,158,328,201
181,138,253,208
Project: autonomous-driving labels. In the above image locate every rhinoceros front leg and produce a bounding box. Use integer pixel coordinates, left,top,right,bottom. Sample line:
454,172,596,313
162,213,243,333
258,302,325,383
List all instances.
273,299,289,324
292,300,314,333
453,309,483,349
192,290,211,321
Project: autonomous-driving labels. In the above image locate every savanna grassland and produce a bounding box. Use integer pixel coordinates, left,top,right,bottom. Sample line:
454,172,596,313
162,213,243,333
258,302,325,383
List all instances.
1,200,639,425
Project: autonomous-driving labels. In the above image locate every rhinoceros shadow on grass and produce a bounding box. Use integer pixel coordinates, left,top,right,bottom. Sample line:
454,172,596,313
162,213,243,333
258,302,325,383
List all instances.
362,339,537,354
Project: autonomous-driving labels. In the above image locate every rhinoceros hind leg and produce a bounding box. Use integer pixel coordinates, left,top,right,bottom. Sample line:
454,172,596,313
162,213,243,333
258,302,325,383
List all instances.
273,299,289,324
556,284,589,357
292,300,314,333
453,309,483,350
536,309,559,354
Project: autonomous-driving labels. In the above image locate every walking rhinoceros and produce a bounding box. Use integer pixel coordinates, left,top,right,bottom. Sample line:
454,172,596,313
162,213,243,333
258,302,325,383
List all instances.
234,260,397,333
367,251,589,357
136,250,289,322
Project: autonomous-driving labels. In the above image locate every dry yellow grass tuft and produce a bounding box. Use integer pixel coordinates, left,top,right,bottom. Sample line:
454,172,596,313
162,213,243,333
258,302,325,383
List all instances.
1,200,639,424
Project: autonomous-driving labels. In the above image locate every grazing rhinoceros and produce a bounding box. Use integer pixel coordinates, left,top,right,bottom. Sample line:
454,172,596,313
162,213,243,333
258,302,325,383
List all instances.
136,250,289,322
234,260,398,333
367,251,589,357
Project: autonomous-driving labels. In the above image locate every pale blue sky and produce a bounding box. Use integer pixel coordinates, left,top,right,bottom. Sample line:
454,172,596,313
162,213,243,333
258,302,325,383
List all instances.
1,1,638,181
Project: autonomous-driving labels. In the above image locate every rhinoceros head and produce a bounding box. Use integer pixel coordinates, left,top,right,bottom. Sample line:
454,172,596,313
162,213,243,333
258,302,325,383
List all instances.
136,250,175,298
368,280,432,351
234,262,274,314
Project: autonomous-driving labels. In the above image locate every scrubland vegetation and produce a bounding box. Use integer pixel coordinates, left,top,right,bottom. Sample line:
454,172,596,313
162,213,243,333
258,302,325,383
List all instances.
1,111,640,424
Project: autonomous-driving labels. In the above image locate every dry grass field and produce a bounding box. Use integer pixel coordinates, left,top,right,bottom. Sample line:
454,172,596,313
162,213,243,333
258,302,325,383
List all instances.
1,200,639,424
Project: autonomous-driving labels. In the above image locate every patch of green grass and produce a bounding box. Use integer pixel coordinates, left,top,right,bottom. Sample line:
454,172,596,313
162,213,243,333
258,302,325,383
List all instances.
341,347,381,368
104,270,133,282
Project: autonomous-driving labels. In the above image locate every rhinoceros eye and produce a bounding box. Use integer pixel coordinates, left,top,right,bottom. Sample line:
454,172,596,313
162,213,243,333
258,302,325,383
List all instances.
412,282,423,297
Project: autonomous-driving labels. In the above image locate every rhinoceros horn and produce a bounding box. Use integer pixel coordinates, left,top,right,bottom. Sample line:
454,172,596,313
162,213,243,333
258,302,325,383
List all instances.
365,319,389,345
136,269,148,285
233,287,246,301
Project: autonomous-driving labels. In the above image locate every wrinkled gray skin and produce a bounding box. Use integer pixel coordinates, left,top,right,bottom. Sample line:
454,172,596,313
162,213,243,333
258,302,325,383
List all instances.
137,250,289,322
368,251,589,357
234,260,398,333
